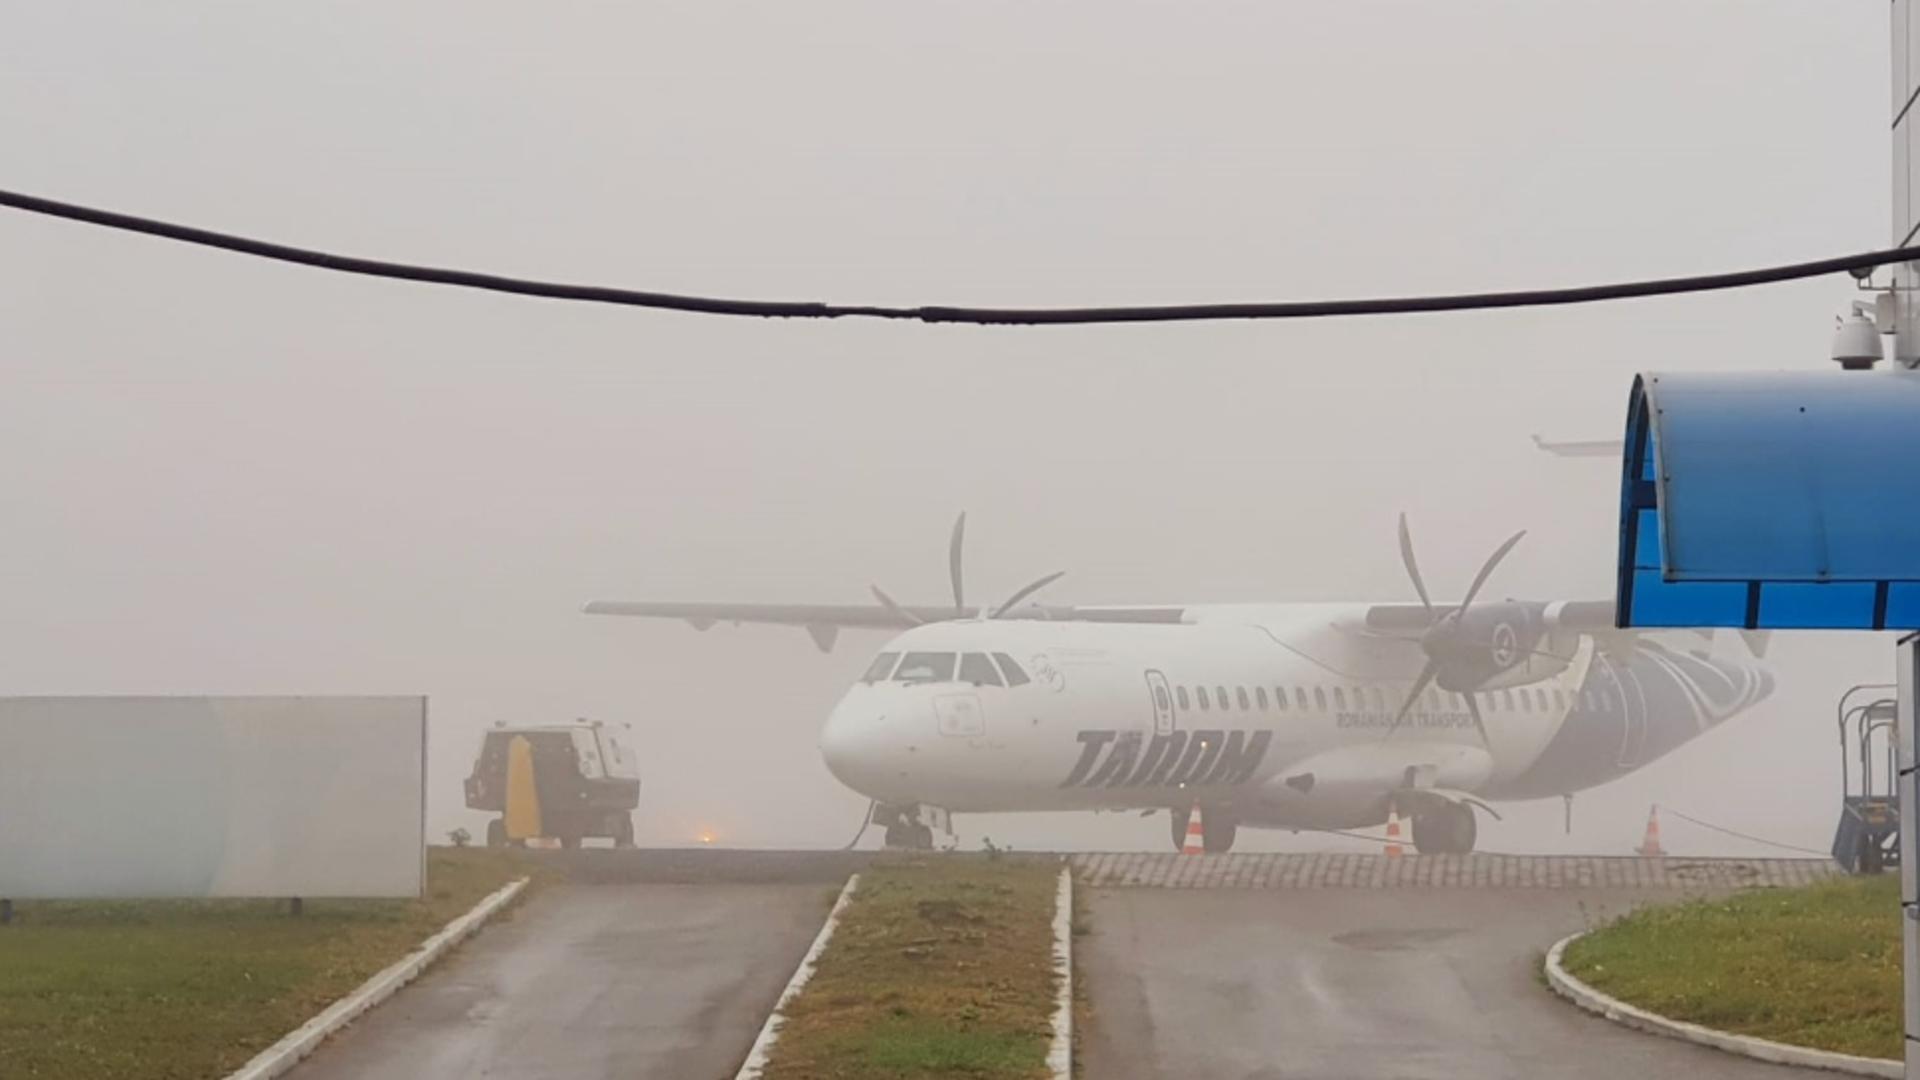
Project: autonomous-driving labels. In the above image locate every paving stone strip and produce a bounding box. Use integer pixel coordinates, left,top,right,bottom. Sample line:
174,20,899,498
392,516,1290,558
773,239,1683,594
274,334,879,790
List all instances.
1069,853,1837,890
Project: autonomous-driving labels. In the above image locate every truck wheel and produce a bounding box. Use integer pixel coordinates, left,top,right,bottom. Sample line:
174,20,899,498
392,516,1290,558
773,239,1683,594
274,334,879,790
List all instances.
486,819,506,848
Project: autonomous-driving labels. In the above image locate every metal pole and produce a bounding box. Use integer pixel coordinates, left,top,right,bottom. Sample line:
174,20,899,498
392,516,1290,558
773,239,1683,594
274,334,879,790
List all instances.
1896,636,1918,1079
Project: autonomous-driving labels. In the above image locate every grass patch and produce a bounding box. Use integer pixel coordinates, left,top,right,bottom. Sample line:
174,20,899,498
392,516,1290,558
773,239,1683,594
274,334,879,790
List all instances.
1561,875,1899,1060
0,847,539,1080
763,855,1061,1080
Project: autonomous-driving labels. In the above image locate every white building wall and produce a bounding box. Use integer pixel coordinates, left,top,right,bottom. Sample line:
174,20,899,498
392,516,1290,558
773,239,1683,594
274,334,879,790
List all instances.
0,696,427,899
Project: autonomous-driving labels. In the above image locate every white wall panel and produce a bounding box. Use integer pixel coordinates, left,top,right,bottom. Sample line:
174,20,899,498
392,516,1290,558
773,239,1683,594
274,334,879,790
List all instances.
0,697,425,899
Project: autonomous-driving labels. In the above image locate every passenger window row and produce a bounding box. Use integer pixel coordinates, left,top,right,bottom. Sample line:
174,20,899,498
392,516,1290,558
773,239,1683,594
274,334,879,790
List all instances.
1169,681,1607,715
859,649,1614,715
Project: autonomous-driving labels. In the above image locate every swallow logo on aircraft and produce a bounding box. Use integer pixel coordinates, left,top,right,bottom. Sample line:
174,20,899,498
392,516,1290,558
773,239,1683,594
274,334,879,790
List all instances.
1030,653,1066,693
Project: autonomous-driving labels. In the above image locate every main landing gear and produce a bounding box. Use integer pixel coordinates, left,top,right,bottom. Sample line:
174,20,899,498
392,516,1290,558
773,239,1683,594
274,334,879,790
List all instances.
1169,805,1238,853
875,803,949,850
1409,801,1478,855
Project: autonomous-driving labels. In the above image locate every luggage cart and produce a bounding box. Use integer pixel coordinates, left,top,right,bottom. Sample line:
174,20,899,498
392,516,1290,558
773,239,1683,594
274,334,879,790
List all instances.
1832,684,1900,874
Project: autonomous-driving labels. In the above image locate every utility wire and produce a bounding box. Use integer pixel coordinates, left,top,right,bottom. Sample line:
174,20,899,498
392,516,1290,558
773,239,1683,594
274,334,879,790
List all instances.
1656,804,1831,858
3,186,1916,326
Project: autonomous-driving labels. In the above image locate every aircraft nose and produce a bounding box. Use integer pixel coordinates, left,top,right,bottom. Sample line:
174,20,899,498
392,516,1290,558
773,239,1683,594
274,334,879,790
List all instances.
820,695,911,800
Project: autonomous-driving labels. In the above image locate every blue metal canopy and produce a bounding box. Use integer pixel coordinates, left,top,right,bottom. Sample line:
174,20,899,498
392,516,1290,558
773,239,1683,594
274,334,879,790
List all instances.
1616,370,1920,629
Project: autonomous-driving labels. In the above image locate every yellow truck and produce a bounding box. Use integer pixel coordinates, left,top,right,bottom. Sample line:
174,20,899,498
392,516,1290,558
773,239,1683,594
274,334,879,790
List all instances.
464,720,640,848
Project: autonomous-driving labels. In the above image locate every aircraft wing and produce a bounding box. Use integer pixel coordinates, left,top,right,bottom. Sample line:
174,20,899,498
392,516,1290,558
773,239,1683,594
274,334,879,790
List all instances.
1530,434,1624,458
1358,599,1620,635
582,599,1185,652
1353,598,1768,660
584,600,924,630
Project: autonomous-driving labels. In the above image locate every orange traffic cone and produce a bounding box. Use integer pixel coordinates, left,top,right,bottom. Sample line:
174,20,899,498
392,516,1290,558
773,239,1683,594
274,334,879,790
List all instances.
1637,805,1666,857
1182,804,1206,856
1384,805,1405,859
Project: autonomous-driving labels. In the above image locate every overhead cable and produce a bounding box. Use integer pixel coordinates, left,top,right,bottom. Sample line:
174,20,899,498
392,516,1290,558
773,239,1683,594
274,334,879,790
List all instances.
1656,804,1831,858
3,186,1912,326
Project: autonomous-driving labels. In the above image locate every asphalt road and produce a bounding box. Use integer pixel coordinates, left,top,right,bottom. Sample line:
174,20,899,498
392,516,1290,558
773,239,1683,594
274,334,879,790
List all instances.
1081,887,1832,1080
288,881,835,1080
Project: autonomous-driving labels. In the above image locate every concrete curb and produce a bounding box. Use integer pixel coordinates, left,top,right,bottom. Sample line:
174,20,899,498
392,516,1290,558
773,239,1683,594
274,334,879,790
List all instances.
1047,866,1073,1079
734,872,861,1080
223,877,530,1080
1544,932,1901,1078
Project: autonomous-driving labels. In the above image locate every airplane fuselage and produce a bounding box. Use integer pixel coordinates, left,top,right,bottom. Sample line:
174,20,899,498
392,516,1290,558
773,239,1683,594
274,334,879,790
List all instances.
819,604,1771,831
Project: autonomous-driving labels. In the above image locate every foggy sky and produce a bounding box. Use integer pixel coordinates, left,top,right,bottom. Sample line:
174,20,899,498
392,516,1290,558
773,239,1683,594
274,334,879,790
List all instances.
0,2,1894,856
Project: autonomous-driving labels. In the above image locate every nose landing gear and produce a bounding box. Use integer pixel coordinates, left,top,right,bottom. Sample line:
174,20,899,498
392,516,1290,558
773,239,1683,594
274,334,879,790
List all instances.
874,803,951,850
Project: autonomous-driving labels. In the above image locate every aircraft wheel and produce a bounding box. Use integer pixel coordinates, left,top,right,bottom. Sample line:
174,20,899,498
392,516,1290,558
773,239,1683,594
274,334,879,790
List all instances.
613,814,636,849
1438,803,1477,854
1411,804,1476,854
1169,806,1191,851
1409,812,1436,854
1203,812,1238,854
560,833,581,850
486,818,506,848
885,821,935,849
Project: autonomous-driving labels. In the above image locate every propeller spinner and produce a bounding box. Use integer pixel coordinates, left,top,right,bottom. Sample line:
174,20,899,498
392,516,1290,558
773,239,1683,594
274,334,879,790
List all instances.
1387,514,1527,747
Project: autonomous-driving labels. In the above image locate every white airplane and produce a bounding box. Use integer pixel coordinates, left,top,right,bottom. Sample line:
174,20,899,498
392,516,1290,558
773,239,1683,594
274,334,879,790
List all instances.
586,514,1773,854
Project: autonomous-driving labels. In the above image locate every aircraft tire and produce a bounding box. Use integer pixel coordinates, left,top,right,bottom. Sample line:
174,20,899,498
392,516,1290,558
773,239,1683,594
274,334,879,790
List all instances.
613,814,636,849
1409,812,1436,854
486,818,506,848
1439,802,1477,854
1169,806,1191,851
884,821,935,850
1203,812,1238,854
1411,804,1477,854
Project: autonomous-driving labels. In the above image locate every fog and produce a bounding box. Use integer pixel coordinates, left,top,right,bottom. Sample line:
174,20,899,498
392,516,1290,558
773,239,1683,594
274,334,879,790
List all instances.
0,2,1894,857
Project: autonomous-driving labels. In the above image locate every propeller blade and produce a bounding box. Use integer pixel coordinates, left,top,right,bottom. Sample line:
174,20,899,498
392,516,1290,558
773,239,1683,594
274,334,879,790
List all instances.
1457,529,1527,612
991,571,1066,619
1462,689,1492,749
869,585,924,626
1397,513,1433,615
1386,662,1439,736
949,512,967,615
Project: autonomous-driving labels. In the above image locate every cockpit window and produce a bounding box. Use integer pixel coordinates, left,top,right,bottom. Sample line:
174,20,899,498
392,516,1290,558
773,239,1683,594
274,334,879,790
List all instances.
992,653,1030,687
895,652,956,683
959,652,1004,687
862,652,900,683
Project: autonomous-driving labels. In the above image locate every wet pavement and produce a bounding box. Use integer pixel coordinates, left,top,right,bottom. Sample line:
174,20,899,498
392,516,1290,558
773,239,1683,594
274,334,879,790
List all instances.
1079,886,1830,1079
288,880,837,1080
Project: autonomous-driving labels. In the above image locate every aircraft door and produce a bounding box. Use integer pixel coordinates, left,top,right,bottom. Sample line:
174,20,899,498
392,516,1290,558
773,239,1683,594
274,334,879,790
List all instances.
1144,670,1176,736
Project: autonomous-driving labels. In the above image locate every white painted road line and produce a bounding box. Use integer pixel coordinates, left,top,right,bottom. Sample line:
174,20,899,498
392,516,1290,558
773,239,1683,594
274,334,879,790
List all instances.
224,877,529,1080
1545,932,1900,1078
733,872,861,1080
1047,867,1073,1080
